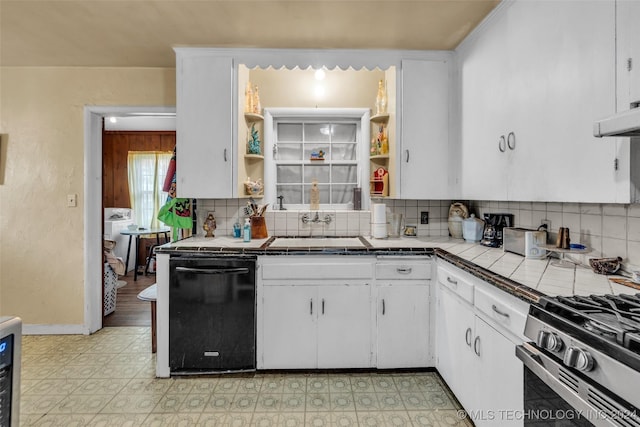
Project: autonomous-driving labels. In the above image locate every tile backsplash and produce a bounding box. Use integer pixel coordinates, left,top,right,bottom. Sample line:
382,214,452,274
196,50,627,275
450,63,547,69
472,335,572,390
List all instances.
195,199,639,268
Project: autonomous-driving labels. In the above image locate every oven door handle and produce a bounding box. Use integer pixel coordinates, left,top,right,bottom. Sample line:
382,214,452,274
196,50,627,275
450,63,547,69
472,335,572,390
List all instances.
516,343,632,427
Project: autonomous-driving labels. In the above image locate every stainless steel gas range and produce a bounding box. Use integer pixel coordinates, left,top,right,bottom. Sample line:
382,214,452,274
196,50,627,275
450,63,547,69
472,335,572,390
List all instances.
517,294,640,427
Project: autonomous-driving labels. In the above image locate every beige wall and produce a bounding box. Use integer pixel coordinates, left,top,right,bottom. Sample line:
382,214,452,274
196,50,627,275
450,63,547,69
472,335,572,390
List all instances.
0,67,175,325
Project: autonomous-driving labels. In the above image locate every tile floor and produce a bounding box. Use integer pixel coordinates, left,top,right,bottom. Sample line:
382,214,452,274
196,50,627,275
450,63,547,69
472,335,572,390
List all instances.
20,327,473,426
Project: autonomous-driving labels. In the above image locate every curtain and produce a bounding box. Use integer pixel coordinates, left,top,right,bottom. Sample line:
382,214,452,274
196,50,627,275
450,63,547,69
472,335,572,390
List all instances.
127,151,172,229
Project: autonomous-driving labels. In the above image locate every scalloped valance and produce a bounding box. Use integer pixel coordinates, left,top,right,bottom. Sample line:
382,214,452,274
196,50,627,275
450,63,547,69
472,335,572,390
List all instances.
173,47,452,71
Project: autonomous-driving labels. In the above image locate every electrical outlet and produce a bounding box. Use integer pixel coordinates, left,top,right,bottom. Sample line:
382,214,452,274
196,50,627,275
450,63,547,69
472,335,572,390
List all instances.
67,194,77,207
420,211,429,224
541,219,551,230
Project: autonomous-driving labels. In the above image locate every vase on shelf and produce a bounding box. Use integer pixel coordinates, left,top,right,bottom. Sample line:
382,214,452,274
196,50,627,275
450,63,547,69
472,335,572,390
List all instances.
244,81,254,113
375,79,388,116
253,85,261,115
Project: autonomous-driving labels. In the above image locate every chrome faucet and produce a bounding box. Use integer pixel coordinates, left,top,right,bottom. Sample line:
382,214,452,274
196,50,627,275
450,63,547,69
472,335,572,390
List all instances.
301,212,332,224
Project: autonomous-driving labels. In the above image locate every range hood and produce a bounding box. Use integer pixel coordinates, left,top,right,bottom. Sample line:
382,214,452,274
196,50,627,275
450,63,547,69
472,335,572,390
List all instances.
594,105,640,137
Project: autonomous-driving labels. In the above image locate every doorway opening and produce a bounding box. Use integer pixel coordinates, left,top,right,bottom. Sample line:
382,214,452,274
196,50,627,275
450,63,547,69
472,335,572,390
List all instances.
84,106,175,334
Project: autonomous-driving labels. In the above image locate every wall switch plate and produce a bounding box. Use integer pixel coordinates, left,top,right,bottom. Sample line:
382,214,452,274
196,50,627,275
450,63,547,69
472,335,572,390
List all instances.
420,211,429,224
67,194,77,207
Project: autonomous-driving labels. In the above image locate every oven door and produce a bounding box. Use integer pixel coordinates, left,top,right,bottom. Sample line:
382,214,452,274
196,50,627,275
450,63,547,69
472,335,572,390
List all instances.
517,343,640,427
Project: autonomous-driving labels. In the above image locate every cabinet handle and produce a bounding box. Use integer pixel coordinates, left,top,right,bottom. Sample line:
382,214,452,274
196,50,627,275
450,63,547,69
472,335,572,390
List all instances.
396,267,412,274
405,149,410,163
492,304,510,319
465,327,472,347
498,135,506,153
382,299,386,315
507,132,516,150
474,336,481,357
446,276,458,286
322,298,325,315
223,148,228,162
310,299,313,315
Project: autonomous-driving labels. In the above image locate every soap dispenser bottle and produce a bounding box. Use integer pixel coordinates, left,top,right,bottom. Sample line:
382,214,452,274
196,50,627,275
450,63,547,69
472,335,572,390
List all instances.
243,218,251,242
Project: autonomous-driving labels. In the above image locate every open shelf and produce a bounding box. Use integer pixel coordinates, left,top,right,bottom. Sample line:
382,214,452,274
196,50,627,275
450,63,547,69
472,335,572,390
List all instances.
244,112,264,122
370,113,390,123
245,154,264,160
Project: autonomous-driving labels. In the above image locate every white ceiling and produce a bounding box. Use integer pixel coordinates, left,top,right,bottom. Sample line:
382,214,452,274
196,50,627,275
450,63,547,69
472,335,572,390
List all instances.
0,0,500,68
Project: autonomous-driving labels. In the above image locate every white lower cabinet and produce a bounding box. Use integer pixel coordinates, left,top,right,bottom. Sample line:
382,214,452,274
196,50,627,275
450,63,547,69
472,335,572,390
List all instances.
261,284,372,369
436,261,527,427
377,285,430,368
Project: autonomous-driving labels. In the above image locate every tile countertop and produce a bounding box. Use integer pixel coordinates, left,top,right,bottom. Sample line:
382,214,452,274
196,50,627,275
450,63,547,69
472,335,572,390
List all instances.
157,235,637,303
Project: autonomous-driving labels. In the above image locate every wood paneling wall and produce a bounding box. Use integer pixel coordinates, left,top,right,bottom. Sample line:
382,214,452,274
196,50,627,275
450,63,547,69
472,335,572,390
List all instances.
102,131,176,209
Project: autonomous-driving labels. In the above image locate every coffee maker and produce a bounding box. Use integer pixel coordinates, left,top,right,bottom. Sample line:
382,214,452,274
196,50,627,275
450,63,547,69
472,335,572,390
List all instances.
480,213,514,247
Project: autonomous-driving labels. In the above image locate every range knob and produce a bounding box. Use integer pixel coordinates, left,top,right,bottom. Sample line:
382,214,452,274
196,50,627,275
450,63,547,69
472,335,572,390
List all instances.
563,346,595,372
536,330,564,352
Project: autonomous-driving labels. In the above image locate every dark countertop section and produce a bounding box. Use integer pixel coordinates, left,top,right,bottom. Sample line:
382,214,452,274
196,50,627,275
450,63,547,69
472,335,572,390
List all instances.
157,236,545,304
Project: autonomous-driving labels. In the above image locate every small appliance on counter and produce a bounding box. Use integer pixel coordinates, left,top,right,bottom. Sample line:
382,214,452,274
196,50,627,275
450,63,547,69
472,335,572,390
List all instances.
480,213,514,247
462,214,484,242
503,227,547,259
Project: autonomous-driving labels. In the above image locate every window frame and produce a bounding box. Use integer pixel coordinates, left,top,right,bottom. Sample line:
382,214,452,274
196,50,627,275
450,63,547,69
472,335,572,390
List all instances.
263,108,371,211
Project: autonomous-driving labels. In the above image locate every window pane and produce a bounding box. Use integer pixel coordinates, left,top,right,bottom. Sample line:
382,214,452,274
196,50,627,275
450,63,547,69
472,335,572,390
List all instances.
277,184,303,204
277,165,302,183
276,143,303,161
303,184,330,204
304,124,330,142
331,144,357,161
331,124,357,142
332,184,355,204
278,123,303,141
332,165,357,183
304,164,330,183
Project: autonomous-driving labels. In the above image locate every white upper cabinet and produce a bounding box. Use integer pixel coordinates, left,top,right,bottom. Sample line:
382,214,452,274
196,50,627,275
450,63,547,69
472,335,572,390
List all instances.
459,1,623,203
400,59,453,199
175,51,234,198
617,0,640,109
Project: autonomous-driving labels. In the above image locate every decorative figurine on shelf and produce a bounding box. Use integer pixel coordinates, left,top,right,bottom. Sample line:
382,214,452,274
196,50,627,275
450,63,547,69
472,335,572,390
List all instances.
203,213,217,238
253,85,261,115
247,123,261,155
244,177,263,196
370,138,379,156
375,79,388,115
310,149,325,160
310,179,320,210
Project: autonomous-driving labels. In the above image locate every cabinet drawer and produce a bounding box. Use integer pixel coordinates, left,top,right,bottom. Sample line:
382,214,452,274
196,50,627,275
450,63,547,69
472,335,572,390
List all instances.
376,262,431,280
436,265,474,304
262,260,373,280
474,285,527,339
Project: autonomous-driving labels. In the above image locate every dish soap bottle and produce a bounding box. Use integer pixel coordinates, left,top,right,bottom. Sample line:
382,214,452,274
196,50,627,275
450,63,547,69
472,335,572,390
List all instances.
243,218,251,242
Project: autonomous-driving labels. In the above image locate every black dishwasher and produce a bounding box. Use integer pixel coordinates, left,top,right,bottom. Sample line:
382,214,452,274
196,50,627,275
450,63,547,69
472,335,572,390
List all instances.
169,254,256,373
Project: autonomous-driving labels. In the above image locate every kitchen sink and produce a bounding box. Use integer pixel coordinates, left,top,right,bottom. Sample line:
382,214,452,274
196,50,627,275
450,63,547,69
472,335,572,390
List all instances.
268,237,366,248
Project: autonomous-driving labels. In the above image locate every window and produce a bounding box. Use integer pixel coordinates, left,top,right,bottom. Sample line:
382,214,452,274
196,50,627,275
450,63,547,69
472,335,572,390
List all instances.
127,151,172,229
271,116,364,209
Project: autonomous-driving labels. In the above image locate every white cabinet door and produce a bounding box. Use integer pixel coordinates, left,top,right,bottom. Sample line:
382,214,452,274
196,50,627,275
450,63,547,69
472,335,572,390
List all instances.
504,0,616,202
617,0,640,108
377,285,430,368
317,284,372,369
459,11,509,201
435,284,476,410
176,53,234,198
474,317,523,427
400,59,452,199
261,285,317,369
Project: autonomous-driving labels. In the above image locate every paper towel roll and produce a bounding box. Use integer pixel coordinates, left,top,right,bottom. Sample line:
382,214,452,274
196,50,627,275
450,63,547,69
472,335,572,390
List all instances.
372,203,387,225
372,223,388,239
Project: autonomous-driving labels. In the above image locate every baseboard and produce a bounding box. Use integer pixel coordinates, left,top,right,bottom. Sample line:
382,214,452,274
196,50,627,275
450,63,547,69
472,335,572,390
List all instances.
22,324,90,335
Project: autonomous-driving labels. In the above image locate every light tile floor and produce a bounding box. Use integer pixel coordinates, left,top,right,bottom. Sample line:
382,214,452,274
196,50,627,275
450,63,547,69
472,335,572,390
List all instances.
20,327,473,426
